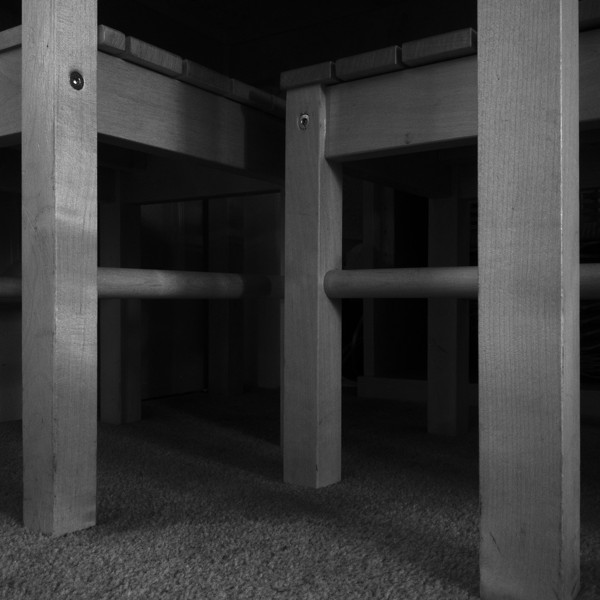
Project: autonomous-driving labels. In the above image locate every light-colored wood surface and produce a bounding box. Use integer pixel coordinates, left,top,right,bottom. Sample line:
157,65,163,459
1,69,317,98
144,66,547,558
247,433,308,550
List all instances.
97,51,284,183
478,1,580,598
280,61,337,90
427,196,469,436
324,267,478,298
229,79,285,117
402,28,477,67
6,262,600,300
99,267,275,299
283,85,343,488
0,25,21,53
0,46,285,179
324,27,600,161
178,59,231,96
336,46,403,81
97,25,125,55
208,198,245,396
22,0,98,535
326,54,477,161
3,29,600,166
123,36,183,77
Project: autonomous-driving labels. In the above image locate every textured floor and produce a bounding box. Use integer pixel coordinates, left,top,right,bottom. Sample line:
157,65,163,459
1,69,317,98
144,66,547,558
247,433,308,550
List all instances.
0,392,599,599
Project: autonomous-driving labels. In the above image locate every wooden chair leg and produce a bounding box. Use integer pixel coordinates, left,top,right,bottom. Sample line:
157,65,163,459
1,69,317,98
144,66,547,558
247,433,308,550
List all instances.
22,0,98,534
283,84,343,488
427,195,469,435
478,0,580,597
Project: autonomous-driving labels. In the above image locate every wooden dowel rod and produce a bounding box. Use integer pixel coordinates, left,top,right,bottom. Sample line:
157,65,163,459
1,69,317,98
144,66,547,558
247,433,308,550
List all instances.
0,269,279,301
324,267,478,299
98,268,278,299
3,264,600,301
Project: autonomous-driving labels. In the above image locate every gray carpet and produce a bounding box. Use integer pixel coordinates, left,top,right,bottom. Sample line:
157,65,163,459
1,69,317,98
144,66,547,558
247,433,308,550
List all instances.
1,392,599,599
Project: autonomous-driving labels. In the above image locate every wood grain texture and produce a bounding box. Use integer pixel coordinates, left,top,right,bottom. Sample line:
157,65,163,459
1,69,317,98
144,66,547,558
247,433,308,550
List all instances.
22,0,98,535
478,1,580,598
99,268,275,299
4,29,600,164
230,79,285,117
97,25,125,55
178,59,231,96
336,46,403,81
0,25,21,52
326,26,600,161
283,85,342,488
280,61,337,90
324,267,477,298
123,36,183,77
427,197,469,436
97,51,284,183
6,262,600,301
402,28,477,67
326,54,477,161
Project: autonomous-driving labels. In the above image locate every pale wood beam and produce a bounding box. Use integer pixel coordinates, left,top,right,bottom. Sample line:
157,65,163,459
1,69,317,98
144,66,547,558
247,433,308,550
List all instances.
283,85,343,488
22,0,98,535
478,0,580,597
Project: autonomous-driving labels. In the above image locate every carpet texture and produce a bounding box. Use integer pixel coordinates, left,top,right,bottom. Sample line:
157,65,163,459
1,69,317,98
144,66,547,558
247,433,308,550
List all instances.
1,392,599,599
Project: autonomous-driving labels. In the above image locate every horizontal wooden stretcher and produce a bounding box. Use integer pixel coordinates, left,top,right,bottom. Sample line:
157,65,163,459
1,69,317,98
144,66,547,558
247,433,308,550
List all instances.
0,25,284,182
281,26,600,160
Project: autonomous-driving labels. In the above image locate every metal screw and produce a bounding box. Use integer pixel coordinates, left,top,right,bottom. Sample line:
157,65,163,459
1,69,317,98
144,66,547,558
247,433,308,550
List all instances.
70,71,84,90
298,113,310,130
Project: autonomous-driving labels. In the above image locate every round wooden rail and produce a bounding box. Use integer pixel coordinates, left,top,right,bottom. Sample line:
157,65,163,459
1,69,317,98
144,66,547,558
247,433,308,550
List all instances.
0,268,279,301
324,264,600,299
98,268,278,299
324,267,478,299
1,264,599,301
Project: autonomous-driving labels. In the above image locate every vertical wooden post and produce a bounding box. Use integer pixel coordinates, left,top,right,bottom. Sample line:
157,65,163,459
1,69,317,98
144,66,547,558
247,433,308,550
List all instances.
283,85,343,488
208,197,244,396
99,194,142,424
22,0,98,534
427,196,469,435
478,1,580,598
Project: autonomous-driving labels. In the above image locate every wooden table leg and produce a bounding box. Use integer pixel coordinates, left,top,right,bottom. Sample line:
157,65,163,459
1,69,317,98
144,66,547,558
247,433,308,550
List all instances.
22,0,98,534
283,85,342,488
478,0,580,597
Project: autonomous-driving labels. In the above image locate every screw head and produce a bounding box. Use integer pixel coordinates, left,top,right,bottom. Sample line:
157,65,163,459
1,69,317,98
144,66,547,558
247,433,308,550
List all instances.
70,71,84,90
298,113,310,130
